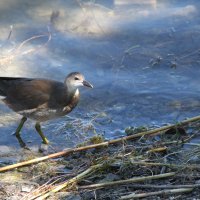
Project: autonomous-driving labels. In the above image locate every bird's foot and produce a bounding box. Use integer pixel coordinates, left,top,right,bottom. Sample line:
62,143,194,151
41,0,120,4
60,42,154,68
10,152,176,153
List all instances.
15,134,30,150
42,137,49,145
38,142,49,153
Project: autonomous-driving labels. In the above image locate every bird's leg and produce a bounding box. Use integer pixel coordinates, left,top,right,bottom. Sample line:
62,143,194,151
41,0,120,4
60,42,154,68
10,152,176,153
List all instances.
35,122,49,144
14,116,27,148
15,116,27,136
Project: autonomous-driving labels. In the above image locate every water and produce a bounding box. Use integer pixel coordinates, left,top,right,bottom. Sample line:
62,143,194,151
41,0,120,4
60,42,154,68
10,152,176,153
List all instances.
0,0,200,152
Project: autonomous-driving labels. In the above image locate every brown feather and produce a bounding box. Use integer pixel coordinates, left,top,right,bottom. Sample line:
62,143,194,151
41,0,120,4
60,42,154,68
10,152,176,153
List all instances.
3,79,71,111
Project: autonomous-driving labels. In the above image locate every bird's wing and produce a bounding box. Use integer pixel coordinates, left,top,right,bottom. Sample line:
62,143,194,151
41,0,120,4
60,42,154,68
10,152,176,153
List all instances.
2,78,64,112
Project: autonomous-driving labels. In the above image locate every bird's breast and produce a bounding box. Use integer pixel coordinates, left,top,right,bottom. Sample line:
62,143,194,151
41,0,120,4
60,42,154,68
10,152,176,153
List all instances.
62,89,80,114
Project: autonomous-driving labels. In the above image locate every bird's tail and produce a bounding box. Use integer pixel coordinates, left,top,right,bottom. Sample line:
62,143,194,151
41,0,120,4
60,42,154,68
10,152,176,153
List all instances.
0,77,28,96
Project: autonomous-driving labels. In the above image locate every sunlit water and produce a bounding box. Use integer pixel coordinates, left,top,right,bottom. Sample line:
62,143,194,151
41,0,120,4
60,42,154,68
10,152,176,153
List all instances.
0,0,200,155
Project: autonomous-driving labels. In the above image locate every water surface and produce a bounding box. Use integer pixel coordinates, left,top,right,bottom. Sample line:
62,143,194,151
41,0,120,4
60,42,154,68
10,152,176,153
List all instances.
0,0,200,153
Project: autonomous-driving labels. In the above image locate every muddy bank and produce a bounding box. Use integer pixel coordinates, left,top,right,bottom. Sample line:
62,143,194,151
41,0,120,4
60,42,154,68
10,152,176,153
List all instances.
1,117,200,199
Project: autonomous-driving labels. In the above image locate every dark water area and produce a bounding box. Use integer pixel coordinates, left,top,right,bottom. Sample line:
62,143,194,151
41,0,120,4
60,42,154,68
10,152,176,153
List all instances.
0,0,200,154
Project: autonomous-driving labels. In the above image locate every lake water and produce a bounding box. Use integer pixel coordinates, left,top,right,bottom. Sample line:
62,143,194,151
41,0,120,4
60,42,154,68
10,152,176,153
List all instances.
0,0,200,152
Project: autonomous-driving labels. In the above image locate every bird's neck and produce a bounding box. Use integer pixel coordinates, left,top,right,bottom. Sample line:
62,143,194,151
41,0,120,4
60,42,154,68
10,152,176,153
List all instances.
74,88,79,97
67,88,80,110
64,79,80,100
67,86,79,98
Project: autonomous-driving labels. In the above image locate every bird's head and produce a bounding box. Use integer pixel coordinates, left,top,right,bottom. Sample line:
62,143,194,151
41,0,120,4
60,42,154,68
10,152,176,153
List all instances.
65,72,93,92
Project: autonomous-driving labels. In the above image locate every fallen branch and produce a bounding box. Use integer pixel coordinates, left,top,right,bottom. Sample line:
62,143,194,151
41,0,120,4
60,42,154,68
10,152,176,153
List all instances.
120,188,193,199
78,172,175,189
0,143,108,173
1,115,200,172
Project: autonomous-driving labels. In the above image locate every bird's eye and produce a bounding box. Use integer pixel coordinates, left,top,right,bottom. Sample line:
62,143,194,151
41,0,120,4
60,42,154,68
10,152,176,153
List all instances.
74,77,79,80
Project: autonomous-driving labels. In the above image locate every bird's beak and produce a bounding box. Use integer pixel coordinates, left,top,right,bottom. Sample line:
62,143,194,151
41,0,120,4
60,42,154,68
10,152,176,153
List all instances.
83,80,93,88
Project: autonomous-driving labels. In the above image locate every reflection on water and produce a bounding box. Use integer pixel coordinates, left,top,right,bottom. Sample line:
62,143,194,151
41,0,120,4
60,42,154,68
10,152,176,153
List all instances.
0,0,200,151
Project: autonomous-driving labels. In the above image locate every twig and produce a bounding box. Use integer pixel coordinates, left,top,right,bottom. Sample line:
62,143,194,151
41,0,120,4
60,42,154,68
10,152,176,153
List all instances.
120,188,193,199
34,164,102,200
0,115,200,172
0,25,13,48
15,29,51,55
75,0,105,34
123,183,200,189
7,25,13,41
161,133,196,146
146,146,167,154
78,172,175,189
0,27,51,67
128,160,200,170
22,174,67,200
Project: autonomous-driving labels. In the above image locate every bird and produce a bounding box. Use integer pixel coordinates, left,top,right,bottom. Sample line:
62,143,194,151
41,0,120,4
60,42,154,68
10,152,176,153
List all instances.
0,72,93,147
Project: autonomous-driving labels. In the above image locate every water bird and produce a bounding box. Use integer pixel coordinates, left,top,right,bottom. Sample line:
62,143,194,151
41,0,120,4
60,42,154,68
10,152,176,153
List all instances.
0,72,93,147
